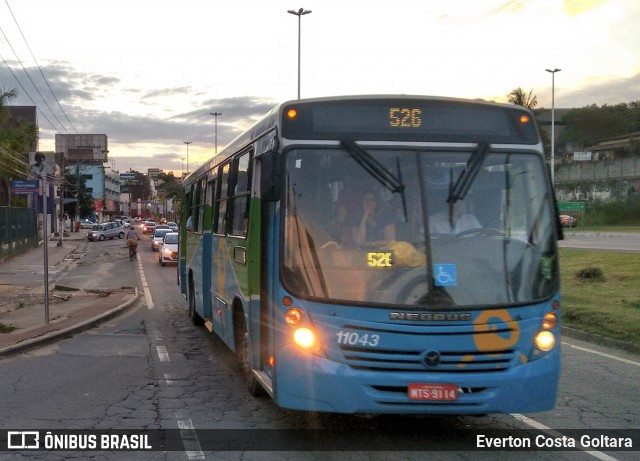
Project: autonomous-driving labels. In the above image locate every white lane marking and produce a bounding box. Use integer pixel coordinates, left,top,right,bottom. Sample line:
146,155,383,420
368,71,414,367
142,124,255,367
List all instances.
156,346,170,362
134,250,154,309
177,419,205,460
511,414,620,461
511,341,638,461
144,287,154,309
562,341,640,367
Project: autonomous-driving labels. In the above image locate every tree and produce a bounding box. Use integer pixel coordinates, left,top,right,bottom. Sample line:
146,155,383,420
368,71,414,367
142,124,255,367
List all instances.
0,88,38,206
560,102,640,146
63,171,94,219
507,87,538,110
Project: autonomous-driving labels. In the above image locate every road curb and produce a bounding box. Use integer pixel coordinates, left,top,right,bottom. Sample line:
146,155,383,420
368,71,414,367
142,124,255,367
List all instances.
562,326,640,356
0,292,142,358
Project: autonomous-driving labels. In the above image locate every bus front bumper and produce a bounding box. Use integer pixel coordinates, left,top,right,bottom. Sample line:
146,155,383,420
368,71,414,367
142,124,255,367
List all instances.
274,345,560,415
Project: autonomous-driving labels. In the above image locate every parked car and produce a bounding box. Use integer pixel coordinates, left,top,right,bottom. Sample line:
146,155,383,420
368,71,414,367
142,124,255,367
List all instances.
151,228,172,251
560,214,577,227
158,232,179,266
142,221,157,234
87,222,125,241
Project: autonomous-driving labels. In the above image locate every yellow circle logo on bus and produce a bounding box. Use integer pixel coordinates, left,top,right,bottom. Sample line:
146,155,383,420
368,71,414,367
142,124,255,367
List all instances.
473,309,520,351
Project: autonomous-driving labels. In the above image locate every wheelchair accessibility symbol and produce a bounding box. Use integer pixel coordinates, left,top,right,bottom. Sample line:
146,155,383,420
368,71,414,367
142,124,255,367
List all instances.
434,264,457,286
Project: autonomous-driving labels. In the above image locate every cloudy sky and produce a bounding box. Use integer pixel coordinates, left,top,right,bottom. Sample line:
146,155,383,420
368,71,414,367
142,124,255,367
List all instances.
1,0,638,175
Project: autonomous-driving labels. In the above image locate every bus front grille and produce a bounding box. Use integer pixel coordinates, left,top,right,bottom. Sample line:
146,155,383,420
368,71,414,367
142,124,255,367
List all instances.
339,345,516,372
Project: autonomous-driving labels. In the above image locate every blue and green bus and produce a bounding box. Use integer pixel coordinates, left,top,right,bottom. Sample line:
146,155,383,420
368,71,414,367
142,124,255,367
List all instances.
179,95,562,414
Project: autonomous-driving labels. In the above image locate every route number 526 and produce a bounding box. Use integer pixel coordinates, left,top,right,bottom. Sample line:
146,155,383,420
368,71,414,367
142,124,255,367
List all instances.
389,108,422,128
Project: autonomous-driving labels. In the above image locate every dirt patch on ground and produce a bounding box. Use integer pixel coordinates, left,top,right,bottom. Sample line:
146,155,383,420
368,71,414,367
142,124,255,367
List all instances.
0,284,103,314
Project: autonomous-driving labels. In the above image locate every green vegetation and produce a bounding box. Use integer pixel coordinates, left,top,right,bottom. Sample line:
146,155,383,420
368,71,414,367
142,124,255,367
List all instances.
0,88,38,207
559,101,640,147
0,322,16,333
560,249,640,345
578,197,640,227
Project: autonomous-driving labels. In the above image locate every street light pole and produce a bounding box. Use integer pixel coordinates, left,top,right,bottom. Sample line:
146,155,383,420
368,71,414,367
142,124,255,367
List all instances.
546,68,561,184
287,7,312,99
183,141,192,176
210,112,222,155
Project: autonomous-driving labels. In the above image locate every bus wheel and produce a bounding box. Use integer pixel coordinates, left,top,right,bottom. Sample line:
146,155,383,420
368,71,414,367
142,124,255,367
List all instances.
188,281,204,326
236,313,265,397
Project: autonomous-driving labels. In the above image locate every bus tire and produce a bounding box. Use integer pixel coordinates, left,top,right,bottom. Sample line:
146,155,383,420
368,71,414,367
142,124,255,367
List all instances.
188,278,204,326
235,310,265,397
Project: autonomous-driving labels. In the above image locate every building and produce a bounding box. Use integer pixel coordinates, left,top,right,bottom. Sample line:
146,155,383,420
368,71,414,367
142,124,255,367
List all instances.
147,168,161,182
55,134,111,221
554,131,640,202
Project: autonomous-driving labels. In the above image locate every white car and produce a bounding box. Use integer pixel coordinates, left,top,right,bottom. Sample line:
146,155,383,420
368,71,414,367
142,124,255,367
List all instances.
158,232,178,265
151,228,171,251
79,219,96,229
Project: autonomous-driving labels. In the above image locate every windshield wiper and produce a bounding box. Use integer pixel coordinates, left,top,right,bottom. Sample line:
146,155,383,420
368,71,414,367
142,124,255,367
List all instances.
341,140,405,194
448,142,490,204
341,139,407,220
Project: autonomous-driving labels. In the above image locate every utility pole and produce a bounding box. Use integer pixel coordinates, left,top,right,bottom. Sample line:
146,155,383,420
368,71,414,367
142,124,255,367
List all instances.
287,8,312,99
546,68,561,184
57,152,65,246
41,171,50,324
210,112,222,154
184,141,192,176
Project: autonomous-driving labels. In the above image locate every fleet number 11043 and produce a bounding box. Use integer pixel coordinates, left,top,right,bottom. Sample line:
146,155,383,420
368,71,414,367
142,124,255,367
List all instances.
336,331,380,347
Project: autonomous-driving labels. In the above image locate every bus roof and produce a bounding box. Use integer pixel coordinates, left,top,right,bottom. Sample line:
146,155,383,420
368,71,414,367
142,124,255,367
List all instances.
185,95,538,184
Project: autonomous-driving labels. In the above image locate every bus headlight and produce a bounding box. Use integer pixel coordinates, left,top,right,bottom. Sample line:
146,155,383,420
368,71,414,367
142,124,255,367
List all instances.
542,312,557,330
534,331,555,352
284,307,302,325
293,327,316,349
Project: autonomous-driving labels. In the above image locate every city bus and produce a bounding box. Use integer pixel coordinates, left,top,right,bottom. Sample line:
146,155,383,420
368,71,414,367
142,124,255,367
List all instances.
178,95,562,414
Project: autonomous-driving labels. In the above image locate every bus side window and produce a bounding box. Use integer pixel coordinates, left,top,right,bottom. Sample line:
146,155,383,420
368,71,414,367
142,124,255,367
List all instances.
229,151,252,237
215,163,231,234
197,177,207,233
188,185,198,233
208,176,217,231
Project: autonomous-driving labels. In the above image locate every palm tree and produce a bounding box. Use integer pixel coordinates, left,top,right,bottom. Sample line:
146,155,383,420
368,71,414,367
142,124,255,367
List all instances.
507,87,538,110
0,88,17,122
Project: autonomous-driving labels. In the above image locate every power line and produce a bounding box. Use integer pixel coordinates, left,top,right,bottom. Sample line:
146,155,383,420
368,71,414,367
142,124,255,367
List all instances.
0,24,69,133
0,51,62,132
3,0,78,134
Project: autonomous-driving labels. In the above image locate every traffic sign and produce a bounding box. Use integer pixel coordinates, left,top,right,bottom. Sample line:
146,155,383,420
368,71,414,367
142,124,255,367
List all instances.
11,179,39,195
558,201,585,213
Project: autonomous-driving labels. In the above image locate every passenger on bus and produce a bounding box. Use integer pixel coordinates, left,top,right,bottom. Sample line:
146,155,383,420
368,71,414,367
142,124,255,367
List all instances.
352,191,396,247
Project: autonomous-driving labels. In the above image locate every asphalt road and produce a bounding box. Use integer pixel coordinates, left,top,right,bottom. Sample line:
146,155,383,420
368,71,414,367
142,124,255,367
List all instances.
559,232,640,253
0,234,638,460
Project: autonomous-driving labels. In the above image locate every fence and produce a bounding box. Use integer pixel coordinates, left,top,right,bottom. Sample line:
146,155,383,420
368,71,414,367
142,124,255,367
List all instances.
555,157,640,202
0,207,37,244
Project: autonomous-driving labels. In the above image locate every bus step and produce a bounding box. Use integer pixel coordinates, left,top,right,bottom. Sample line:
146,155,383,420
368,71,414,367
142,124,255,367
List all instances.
204,319,213,333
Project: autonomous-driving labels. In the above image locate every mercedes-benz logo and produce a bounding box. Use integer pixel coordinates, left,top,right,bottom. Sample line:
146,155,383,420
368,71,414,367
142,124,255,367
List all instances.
424,350,441,368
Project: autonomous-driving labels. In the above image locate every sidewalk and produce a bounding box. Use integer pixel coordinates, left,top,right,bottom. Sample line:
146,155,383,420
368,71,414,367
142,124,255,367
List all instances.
0,227,140,357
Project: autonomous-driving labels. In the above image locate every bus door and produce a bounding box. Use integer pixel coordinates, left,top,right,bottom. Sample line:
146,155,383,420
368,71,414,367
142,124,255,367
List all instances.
256,150,282,389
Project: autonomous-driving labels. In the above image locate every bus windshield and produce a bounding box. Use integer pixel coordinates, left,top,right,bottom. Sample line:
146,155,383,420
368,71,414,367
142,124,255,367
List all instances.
282,145,559,308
